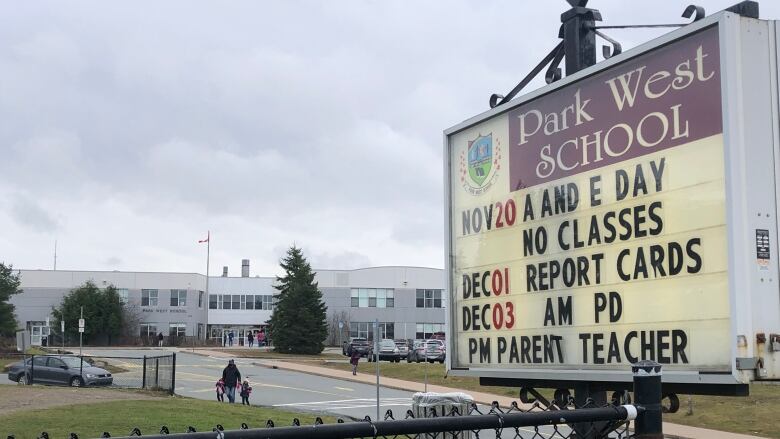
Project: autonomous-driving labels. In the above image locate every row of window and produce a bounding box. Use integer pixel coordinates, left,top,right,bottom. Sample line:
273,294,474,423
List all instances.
349,289,445,308
208,294,275,310
347,322,445,341
349,322,395,340
350,288,395,308
416,289,443,308
416,323,445,340
140,289,204,308
140,323,186,337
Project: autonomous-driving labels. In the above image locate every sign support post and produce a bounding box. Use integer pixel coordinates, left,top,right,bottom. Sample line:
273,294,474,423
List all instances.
374,319,380,421
78,307,84,358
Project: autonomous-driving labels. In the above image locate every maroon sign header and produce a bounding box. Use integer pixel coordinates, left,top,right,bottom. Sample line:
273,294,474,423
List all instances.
508,26,722,190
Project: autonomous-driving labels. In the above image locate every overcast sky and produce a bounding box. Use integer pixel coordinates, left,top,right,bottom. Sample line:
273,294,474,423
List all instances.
1,1,776,276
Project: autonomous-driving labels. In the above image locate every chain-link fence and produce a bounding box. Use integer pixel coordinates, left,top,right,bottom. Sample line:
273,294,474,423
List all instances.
1,352,176,394
10,401,639,439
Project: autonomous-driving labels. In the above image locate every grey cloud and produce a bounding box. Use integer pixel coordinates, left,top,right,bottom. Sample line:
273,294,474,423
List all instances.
10,196,59,233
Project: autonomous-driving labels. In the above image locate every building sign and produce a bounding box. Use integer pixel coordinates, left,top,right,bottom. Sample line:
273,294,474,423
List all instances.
443,21,765,387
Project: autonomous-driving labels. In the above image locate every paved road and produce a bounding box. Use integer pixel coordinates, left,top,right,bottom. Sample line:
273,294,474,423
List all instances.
82,348,416,420
2,348,573,437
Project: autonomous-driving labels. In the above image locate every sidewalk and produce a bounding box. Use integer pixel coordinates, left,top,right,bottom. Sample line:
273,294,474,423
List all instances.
249,358,767,439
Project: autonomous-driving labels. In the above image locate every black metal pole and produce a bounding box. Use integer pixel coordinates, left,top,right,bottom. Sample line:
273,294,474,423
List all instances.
560,4,602,75
142,356,147,389
633,360,663,439
170,353,176,396
155,358,159,388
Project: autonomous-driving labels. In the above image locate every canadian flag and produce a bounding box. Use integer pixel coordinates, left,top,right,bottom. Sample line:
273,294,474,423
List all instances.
198,231,210,243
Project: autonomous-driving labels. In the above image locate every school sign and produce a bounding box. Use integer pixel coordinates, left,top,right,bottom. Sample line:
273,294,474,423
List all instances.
444,12,780,390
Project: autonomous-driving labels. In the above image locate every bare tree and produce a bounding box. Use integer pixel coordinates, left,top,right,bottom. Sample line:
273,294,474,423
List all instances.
120,303,143,344
326,310,350,347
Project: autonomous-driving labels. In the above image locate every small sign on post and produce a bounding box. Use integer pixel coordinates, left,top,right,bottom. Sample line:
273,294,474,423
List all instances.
78,318,85,329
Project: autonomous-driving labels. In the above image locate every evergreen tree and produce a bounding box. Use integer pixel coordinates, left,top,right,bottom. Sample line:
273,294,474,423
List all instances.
51,281,124,345
268,246,328,354
0,263,22,337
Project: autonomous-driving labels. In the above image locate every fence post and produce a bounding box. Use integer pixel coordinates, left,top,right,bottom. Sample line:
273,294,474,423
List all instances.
170,353,176,396
155,358,160,388
142,356,147,389
633,360,663,439
30,355,34,384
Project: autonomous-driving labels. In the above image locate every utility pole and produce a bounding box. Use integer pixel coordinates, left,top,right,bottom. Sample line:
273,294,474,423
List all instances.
53,239,57,270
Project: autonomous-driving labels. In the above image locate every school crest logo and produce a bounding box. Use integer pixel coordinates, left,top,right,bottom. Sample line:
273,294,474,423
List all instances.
460,133,501,195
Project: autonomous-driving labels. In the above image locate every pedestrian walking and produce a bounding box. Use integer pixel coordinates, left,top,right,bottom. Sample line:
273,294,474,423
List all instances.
215,378,226,402
228,331,234,347
222,332,227,347
240,379,252,405
157,332,164,347
257,330,265,347
349,346,361,375
221,359,242,403
247,332,253,348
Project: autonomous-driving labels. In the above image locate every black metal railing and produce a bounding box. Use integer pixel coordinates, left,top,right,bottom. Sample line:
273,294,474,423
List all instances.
12,403,637,439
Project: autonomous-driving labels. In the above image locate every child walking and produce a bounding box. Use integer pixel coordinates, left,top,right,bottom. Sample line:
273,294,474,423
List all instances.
215,378,226,402
240,380,252,405
349,348,361,375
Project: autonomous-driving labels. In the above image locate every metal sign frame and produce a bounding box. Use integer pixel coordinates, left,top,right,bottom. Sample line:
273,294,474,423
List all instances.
443,11,780,394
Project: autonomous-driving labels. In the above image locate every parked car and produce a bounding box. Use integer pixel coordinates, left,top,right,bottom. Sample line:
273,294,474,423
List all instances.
425,339,446,363
406,339,427,363
7,355,113,387
394,340,409,359
343,337,371,357
368,339,401,362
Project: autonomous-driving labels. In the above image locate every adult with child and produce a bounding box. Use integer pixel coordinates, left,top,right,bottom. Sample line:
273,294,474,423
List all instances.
221,359,242,403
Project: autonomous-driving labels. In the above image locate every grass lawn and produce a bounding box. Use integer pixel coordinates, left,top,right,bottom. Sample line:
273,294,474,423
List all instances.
0,393,336,439
205,348,344,361
664,383,780,439
300,359,522,398
294,359,780,438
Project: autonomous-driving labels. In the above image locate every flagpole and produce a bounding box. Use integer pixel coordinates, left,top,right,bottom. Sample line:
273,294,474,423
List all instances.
205,230,210,304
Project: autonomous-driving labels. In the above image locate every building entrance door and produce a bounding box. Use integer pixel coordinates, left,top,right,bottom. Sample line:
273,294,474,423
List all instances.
28,321,47,346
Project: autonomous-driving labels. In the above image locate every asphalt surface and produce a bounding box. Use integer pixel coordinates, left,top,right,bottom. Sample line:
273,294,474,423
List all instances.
2,348,574,437
3,348,417,420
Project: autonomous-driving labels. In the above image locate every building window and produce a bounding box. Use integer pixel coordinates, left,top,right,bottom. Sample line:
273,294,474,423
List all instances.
140,323,158,337
254,295,263,309
349,322,394,340
170,289,187,307
116,288,129,304
245,294,254,310
141,289,158,307
231,294,241,310
416,289,443,308
222,294,231,310
198,291,204,308
209,294,218,309
351,289,394,308
262,295,274,310
415,323,444,339
169,323,186,337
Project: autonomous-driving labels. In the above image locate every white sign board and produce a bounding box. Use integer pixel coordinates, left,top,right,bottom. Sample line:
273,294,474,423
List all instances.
79,327,84,333
444,14,780,390
78,319,85,329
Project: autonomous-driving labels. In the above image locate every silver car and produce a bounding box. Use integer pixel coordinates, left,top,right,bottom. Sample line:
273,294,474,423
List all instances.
7,355,113,387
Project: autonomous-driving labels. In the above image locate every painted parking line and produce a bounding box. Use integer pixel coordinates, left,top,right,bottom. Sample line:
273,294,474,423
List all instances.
334,386,354,392
273,398,411,410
